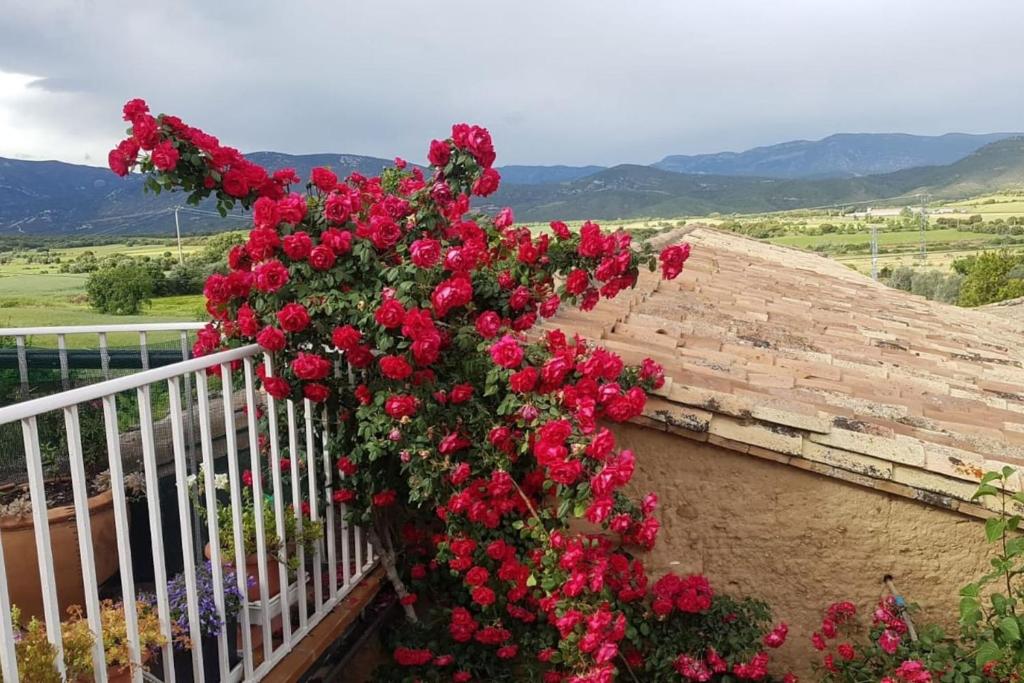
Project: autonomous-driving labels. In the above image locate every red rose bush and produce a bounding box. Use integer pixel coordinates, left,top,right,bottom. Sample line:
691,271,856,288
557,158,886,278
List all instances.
111,99,792,681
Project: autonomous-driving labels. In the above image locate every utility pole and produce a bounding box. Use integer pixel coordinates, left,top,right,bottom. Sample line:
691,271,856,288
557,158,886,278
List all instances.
918,194,929,263
174,206,184,265
871,224,878,280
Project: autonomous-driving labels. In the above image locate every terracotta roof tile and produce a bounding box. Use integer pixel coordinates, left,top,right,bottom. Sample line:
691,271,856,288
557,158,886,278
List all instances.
552,226,1024,511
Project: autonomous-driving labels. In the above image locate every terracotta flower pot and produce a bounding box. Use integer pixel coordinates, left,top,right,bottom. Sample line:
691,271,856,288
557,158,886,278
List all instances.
78,652,152,683
102,664,134,683
1,487,119,623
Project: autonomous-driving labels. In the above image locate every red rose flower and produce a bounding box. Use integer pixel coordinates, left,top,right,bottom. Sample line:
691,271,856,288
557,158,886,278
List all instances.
331,325,361,350
431,276,473,318
256,326,286,352
222,169,250,198
122,98,149,122
565,269,589,295
472,167,501,196
291,352,331,380
254,260,289,293
253,197,280,230
276,302,310,333
262,376,290,400
509,367,538,393
332,489,355,504
347,344,373,368
474,311,502,338
246,228,281,261
303,383,330,403
385,395,418,419
374,299,406,329
336,456,357,476
151,141,179,171
379,355,413,380
321,228,353,254
372,490,397,507
489,335,523,369
308,244,336,271
409,238,441,268
282,231,313,260
449,383,473,404
428,139,451,167
277,193,307,225
354,384,372,405
471,586,495,607
310,167,338,192
659,243,691,280
368,215,402,250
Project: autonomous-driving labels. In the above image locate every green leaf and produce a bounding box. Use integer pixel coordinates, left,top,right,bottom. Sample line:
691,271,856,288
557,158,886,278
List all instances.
985,517,1006,542
981,471,1004,485
973,484,1000,499
999,615,1021,641
975,641,1001,667
959,596,981,624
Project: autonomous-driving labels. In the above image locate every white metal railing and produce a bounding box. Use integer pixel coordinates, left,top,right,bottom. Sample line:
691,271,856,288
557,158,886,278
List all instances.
0,341,377,682
1,323,207,397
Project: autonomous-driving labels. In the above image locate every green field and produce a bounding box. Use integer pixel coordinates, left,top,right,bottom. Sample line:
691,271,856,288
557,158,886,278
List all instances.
0,239,206,348
2,191,1024,342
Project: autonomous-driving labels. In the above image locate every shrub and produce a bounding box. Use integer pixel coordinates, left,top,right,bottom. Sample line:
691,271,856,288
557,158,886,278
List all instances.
112,98,790,681
85,262,156,314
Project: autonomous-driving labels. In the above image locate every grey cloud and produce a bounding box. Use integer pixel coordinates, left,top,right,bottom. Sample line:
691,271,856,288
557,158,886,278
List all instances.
1,0,1023,166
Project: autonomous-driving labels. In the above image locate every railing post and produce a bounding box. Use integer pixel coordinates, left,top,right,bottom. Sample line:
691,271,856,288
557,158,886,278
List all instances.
286,400,308,631
180,331,202,561
137,386,175,681
64,405,108,682
22,416,65,678
243,358,273,656
196,370,231,680
168,377,206,680
263,354,293,646
305,400,323,612
58,334,70,391
98,332,110,381
101,395,141,683
222,364,255,678
0,526,19,682
15,335,28,399
138,331,149,371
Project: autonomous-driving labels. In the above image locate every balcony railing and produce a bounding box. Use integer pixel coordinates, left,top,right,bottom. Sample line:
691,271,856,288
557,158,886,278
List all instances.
0,324,377,682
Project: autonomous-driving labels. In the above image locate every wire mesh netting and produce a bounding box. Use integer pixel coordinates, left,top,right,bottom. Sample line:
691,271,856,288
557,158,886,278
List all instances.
0,337,194,490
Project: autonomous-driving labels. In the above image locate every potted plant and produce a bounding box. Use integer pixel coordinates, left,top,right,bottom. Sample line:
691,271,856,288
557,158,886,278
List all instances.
91,599,166,682
0,605,94,683
0,404,121,623
149,561,244,682
189,463,323,649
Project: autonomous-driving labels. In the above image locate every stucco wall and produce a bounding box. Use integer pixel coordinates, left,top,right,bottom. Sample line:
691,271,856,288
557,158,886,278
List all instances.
617,423,992,679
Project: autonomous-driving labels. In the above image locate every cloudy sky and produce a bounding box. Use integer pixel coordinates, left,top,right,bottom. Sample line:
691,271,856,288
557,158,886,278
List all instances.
1,0,1022,167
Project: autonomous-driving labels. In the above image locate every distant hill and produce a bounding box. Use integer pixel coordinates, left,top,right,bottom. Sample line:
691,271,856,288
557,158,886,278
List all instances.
654,132,1021,179
496,165,606,185
3,135,1024,235
491,137,1024,221
0,152,404,236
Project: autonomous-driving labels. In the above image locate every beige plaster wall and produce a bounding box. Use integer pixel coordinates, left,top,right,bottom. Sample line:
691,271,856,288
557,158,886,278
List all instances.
617,423,992,679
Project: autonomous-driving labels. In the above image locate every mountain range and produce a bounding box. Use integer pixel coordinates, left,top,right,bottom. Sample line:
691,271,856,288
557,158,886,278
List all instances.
2,132,1023,235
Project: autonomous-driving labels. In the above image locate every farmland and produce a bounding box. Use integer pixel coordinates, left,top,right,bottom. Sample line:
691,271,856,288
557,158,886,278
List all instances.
0,238,205,348
3,190,1024,345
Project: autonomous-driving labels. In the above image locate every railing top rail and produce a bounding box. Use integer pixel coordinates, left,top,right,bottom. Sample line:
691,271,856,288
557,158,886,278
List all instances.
0,322,207,336
0,344,261,426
